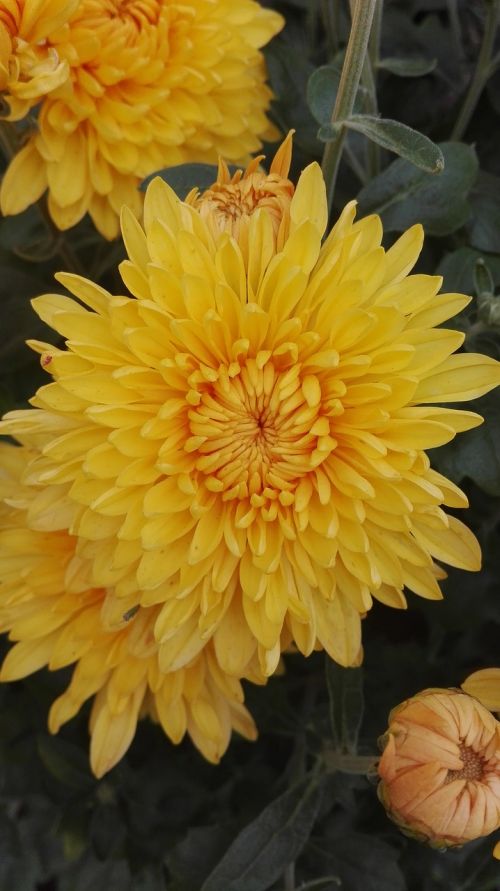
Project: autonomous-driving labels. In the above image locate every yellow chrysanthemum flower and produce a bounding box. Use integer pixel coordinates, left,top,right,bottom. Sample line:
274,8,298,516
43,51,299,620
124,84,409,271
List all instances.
0,443,259,777
0,0,75,120
2,150,500,686
0,0,283,238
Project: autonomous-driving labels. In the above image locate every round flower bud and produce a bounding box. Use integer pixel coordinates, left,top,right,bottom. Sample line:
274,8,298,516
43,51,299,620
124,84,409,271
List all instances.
377,688,500,849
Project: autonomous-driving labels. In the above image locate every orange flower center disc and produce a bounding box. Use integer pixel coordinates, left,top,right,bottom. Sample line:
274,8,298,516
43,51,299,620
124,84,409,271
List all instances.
187,358,335,501
446,743,485,783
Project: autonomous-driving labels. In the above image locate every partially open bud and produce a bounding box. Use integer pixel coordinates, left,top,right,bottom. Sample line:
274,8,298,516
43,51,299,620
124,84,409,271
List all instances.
377,688,500,849
185,131,295,250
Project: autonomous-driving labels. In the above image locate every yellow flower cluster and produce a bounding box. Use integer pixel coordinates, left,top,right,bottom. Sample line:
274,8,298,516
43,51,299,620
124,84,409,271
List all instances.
1,140,500,775
0,0,283,238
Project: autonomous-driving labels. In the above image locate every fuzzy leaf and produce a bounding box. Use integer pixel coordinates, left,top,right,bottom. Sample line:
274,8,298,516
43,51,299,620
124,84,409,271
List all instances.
141,164,237,199
321,115,444,173
201,776,323,891
307,64,368,125
357,142,478,234
378,56,437,77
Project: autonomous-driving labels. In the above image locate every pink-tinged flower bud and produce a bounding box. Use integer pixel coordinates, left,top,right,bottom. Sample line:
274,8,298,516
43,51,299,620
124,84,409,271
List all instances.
377,688,500,849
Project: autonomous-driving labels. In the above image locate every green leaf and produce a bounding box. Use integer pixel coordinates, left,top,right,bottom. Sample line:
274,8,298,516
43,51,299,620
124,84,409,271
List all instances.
37,734,94,791
140,163,237,199
0,813,41,891
431,392,500,496
377,56,437,77
265,38,319,156
474,258,495,300
437,247,500,295
167,824,235,891
357,142,478,235
347,116,443,172
201,776,323,891
467,172,500,254
307,64,368,125
311,834,405,891
133,868,167,891
59,853,131,891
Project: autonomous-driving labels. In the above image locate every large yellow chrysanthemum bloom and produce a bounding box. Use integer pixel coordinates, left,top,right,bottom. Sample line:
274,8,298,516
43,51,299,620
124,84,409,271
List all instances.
2,153,500,684
0,0,76,119
0,442,259,777
0,0,283,238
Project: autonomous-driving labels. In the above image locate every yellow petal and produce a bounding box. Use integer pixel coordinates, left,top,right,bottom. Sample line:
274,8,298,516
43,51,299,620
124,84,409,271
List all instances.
462,668,500,710
290,162,328,237
0,140,47,215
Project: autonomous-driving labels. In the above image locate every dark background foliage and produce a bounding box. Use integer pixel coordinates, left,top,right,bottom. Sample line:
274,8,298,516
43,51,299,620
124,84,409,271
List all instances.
1,0,500,888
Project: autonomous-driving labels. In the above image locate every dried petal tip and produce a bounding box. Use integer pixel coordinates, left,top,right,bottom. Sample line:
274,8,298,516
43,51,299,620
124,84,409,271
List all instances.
377,688,500,849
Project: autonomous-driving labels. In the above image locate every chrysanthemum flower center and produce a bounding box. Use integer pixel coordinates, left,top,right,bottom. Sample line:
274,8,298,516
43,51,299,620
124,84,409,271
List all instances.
446,744,485,783
186,359,335,500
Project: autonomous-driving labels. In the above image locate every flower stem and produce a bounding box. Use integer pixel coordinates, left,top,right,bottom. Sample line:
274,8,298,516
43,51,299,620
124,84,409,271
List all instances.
447,0,464,58
0,121,85,276
451,0,500,141
284,862,296,891
321,0,378,213
0,120,18,160
36,196,86,277
321,0,340,57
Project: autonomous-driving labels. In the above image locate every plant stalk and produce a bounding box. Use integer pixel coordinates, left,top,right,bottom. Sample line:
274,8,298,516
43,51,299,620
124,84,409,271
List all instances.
321,0,378,212
321,0,340,57
451,0,500,140
0,121,85,276
284,862,296,891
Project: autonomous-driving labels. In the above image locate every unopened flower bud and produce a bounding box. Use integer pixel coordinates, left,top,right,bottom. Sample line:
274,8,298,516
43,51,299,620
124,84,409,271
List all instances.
377,688,500,849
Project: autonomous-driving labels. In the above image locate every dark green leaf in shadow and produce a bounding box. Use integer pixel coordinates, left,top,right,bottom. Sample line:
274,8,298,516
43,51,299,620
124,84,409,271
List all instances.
341,116,443,173
377,56,437,77
430,392,500,496
166,823,235,891
437,248,500,295
307,64,368,126
467,172,500,255
201,775,323,891
310,834,405,891
140,164,238,199
357,142,478,234
37,733,95,791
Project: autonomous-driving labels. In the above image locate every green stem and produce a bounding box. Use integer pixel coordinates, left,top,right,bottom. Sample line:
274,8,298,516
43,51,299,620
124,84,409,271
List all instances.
37,197,86,276
364,0,383,177
368,0,383,70
343,138,369,184
451,0,500,140
0,121,85,276
0,119,19,160
284,862,296,891
321,0,378,212
321,0,340,57
447,0,463,58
